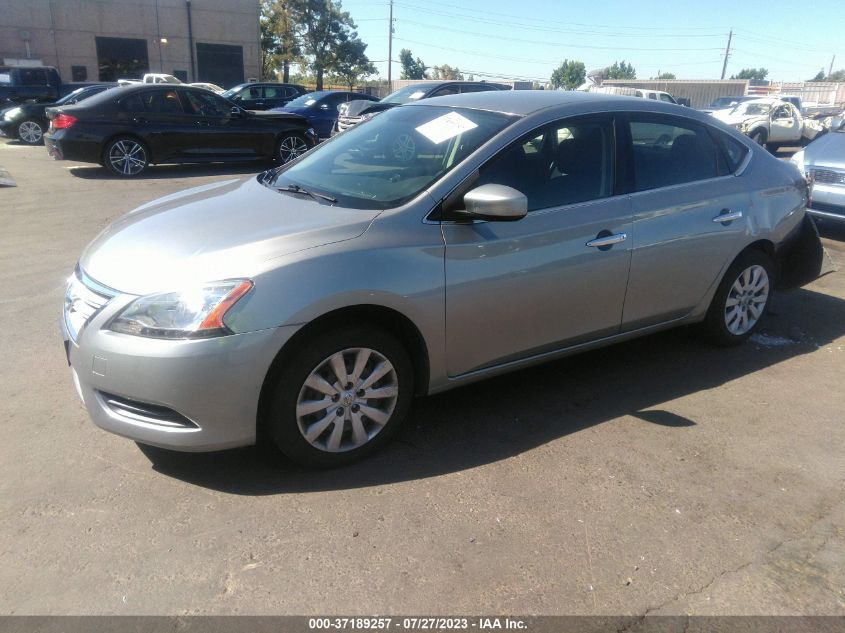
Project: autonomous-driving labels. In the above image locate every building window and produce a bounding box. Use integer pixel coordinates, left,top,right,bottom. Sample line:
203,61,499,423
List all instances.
71,66,87,82
173,70,188,82
95,36,149,81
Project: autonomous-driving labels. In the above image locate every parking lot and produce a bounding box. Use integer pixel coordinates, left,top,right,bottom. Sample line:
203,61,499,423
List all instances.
1,137,844,617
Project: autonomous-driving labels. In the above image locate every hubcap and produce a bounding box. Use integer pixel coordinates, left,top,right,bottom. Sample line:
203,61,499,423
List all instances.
391,133,415,162
724,264,769,335
278,136,308,163
19,121,43,143
108,140,147,175
296,347,398,453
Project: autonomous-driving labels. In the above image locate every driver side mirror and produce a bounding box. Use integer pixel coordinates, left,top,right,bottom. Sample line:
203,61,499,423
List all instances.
231,106,243,116
460,184,527,222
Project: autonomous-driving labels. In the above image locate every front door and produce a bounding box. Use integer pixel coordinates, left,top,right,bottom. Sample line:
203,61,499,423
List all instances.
180,88,263,158
443,115,632,377
769,103,801,143
133,88,196,161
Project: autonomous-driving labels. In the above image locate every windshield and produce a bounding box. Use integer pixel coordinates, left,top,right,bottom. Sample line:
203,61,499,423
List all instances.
733,102,771,116
266,105,515,209
285,93,321,108
220,87,240,99
381,84,432,105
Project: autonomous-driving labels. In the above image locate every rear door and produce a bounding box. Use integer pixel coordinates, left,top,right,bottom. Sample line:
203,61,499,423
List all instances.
131,88,196,161
443,114,633,376
620,114,749,331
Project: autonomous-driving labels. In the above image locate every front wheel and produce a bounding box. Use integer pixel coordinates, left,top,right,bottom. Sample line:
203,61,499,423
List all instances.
276,134,309,164
267,327,414,467
700,250,774,346
103,137,149,177
749,129,767,146
17,119,44,145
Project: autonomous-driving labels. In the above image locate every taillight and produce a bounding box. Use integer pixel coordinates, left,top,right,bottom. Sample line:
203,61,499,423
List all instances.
52,114,78,129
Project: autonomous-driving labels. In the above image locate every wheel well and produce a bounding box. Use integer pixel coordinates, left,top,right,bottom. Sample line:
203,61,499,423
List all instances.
743,239,776,263
101,133,152,164
256,305,430,439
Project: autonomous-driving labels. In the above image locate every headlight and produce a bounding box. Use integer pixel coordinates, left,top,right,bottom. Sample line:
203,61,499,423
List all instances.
4,107,21,120
790,149,805,175
108,279,253,339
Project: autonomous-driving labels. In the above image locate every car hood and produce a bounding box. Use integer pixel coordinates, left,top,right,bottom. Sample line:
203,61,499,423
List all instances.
711,110,764,126
805,132,845,169
343,100,396,118
80,176,380,296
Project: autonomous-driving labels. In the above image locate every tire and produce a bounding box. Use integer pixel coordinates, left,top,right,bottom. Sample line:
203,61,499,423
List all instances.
267,327,414,467
700,250,775,346
749,129,767,146
17,118,45,145
276,134,309,164
765,142,779,153
103,137,149,177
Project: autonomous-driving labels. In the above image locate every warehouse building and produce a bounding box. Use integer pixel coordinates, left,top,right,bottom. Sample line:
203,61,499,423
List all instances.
0,0,260,88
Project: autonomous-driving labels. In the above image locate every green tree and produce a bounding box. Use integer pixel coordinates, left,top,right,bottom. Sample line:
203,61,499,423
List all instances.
260,0,301,82
607,60,636,79
430,64,464,80
807,69,826,82
730,68,768,80
549,59,586,90
399,48,427,80
330,36,376,88
829,69,845,81
657,72,676,80
288,0,360,90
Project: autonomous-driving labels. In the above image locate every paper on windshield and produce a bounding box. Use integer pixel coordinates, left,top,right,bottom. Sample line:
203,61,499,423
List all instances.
409,91,425,100
415,112,478,144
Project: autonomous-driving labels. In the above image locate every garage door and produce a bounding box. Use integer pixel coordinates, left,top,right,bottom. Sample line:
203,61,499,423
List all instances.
196,43,244,89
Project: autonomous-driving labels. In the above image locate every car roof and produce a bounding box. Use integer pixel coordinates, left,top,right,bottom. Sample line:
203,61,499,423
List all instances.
404,89,706,117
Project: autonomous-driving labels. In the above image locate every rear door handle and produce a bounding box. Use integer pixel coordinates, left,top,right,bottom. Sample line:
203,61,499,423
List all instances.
586,233,627,248
713,209,743,223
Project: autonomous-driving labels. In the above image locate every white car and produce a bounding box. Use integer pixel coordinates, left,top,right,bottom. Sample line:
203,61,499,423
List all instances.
189,82,225,94
711,98,803,149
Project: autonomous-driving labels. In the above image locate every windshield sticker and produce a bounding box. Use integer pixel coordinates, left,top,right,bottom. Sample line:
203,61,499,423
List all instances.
0,73,10,84
409,91,425,100
415,112,478,144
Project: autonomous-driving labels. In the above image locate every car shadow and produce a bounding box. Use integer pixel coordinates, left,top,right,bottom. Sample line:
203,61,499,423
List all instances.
138,286,845,494
66,162,269,180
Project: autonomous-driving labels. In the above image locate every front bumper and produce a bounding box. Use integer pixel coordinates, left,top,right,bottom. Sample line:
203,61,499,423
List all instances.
61,279,299,452
808,181,845,222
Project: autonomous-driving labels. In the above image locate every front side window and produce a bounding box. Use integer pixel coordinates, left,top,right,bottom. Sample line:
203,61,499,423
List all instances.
659,93,675,103
182,90,230,116
269,105,515,209
476,117,614,211
628,118,723,191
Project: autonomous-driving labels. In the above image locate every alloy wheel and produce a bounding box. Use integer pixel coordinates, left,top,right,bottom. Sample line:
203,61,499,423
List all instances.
18,121,43,144
278,135,308,163
108,140,147,176
295,347,399,453
724,264,769,335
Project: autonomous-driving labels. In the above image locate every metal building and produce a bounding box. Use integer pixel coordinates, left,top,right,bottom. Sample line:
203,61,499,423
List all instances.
0,0,260,88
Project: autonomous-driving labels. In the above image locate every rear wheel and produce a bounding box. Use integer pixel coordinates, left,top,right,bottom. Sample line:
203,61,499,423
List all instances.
276,134,309,164
17,119,44,145
103,137,149,177
700,250,774,346
267,327,414,467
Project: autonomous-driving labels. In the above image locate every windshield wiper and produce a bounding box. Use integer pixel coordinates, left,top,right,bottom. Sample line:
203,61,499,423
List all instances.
276,184,337,204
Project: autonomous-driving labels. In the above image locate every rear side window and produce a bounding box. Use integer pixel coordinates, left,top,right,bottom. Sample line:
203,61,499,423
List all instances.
19,69,48,85
711,129,750,173
119,94,145,112
628,118,722,191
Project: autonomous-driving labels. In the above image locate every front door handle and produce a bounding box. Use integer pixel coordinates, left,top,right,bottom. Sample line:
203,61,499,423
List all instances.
713,209,743,223
586,232,627,248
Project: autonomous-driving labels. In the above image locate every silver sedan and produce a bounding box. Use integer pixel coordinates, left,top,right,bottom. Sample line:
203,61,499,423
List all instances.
791,121,845,223
62,91,823,466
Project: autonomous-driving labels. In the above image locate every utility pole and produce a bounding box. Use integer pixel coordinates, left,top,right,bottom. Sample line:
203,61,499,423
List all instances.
720,29,733,80
387,0,394,85
829,55,836,79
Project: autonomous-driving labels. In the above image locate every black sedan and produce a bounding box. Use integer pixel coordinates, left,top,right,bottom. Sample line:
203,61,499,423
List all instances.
44,84,318,177
0,83,116,145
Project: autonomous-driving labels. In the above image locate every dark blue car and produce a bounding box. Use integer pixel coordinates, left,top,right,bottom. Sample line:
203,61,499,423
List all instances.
273,90,379,139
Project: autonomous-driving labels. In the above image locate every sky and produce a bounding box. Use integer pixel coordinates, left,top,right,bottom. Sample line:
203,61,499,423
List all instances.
337,0,843,84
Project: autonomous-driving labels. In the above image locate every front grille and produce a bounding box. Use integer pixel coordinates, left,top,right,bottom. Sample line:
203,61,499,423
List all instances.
812,168,845,186
98,392,199,429
64,270,115,342
808,201,845,217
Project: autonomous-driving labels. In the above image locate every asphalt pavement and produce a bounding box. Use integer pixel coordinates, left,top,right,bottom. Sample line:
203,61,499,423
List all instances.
0,138,843,618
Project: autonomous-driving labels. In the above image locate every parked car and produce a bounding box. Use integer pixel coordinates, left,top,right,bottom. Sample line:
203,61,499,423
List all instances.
189,82,225,94
273,90,379,139
0,65,103,107
221,82,307,111
334,80,506,134
0,83,116,144
791,121,845,223
711,98,804,149
61,91,822,466
634,89,678,104
44,84,318,177
702,96,755,113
